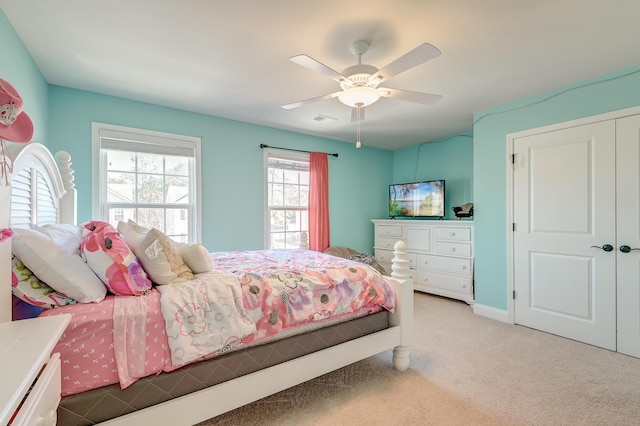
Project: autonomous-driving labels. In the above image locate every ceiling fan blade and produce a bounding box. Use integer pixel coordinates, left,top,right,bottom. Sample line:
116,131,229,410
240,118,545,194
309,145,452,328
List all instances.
289,54,346,82
351,106,365,123
369,43,441,85
281,91,341,110
379,87,443,105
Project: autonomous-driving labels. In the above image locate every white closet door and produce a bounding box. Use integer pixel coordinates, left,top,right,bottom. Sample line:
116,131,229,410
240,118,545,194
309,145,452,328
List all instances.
513,121,617,350
616,114,640,358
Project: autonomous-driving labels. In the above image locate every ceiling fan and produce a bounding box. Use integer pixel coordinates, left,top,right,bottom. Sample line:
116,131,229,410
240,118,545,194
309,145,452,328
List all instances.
282,40,443,123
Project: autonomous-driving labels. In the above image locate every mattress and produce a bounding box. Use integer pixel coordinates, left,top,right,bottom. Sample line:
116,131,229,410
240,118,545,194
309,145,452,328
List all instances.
56,310,390,425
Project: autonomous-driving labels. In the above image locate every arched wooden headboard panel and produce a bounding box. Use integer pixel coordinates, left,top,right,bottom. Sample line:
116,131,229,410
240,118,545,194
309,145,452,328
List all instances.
1,142,77,322
9,143,76,228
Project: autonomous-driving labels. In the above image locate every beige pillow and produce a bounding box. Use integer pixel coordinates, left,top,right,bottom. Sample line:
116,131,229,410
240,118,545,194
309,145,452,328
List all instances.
118,220,193,285
177,243,213,274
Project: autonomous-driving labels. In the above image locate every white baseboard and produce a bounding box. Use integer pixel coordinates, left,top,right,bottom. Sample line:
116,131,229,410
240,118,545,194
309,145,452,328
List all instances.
473,303,510,323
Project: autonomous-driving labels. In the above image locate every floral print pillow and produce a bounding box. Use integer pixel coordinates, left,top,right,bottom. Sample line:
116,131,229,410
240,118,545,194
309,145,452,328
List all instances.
80,221,152,296
11,256,76,308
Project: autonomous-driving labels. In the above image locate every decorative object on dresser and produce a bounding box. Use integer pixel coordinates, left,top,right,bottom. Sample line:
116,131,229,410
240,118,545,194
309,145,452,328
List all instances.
452,202,473,219
372,219,474,305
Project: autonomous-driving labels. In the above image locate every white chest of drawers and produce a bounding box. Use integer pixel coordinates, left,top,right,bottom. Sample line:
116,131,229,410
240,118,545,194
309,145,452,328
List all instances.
372,219,474,304
1,314,71,426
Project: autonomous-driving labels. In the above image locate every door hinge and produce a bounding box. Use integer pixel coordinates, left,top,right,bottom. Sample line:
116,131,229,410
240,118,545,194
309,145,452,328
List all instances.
511,154,516,164
513,290,517,299
512,222,516,231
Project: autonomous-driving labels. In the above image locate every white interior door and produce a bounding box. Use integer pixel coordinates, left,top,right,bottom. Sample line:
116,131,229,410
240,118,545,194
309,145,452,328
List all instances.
513,121,617,350
616,114,640,358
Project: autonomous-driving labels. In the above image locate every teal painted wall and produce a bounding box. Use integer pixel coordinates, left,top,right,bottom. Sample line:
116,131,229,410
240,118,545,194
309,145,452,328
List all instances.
47,86,393,252
473,65,640,310
392,133,473,220
2,10,393,254
0,10,48,144
8,6,640,306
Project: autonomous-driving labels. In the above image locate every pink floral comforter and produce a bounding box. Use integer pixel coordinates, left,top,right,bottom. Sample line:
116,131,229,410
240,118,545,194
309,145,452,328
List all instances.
40,249,396,395
210,249,395,342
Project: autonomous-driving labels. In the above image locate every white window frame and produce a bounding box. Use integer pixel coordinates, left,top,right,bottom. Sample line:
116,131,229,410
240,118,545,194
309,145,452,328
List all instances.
263,148,310,249
92,122,202,242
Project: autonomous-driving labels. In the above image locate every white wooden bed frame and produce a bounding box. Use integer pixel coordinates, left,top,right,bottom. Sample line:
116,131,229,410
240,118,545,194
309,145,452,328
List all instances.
0,142,414,426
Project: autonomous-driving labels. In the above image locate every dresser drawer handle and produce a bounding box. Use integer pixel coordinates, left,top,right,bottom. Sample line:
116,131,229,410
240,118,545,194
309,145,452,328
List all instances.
449,232,455,236
460,265,466,270
450,247,456,252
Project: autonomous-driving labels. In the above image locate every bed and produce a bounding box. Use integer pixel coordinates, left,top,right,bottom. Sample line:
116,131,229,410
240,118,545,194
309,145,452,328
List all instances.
1,142,414,425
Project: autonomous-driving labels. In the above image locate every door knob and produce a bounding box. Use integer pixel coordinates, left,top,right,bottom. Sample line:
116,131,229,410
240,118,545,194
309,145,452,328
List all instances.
591,244,614,252
620,245,640,253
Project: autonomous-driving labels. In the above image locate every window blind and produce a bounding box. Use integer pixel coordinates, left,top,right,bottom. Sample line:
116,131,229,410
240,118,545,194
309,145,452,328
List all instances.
99,129,195,157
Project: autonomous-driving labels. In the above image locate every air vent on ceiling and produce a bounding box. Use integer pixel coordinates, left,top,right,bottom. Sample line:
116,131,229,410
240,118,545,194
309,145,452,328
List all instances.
313,114,337,122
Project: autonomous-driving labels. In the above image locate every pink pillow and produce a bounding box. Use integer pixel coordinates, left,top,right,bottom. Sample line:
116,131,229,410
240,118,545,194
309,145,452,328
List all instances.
80,221,152,296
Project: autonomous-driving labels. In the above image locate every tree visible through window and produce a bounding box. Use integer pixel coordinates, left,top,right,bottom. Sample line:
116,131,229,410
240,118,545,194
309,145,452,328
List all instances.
93,123,201,243
265,150,309,249
105,150,190,241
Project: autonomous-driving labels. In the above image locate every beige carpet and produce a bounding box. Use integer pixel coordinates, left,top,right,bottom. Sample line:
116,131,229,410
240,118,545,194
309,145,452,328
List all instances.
197,292,640,426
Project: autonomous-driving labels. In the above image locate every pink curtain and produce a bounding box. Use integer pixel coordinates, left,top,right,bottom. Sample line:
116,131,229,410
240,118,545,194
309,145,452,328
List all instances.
309,152,330,252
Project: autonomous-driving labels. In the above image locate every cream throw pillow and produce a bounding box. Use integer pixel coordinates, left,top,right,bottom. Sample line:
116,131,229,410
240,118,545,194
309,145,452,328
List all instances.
118,220,194,285
177,243,213,274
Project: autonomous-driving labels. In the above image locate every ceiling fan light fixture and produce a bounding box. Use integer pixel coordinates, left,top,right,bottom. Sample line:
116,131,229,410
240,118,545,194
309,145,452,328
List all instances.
337,86,381,107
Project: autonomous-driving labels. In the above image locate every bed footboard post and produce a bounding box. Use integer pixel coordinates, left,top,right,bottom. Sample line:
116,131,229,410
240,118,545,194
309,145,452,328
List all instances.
390,240,413,372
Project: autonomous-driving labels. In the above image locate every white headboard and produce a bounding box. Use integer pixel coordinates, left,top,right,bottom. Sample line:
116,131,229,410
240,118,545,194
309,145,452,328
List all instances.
1,142,77,322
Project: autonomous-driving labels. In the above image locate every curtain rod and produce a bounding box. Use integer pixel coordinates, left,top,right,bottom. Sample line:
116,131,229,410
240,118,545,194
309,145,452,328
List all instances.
259,144,339,157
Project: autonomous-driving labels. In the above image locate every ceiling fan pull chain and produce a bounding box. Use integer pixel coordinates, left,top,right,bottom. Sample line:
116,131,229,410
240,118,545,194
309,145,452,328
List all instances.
356,103,362,149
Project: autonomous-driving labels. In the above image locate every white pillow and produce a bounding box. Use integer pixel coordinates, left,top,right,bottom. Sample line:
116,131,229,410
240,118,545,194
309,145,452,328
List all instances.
29,223,82,252
177,243,213,274
30,223,80,236
117,220,194,285
12,227,107,303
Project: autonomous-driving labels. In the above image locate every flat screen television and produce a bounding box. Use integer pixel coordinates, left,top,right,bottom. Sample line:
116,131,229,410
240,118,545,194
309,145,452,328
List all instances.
389,180,445,218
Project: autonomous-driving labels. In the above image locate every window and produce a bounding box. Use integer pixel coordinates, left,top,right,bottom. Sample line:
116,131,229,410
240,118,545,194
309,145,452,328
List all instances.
264,149,309,249
113,208,124,222
92,123,201,243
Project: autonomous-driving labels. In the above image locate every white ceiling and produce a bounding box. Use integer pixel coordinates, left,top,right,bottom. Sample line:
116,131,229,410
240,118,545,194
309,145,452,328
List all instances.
2,0,640,150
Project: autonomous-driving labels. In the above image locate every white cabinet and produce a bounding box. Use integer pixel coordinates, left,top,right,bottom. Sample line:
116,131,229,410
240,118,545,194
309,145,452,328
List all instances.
372,219,474,304
0,314,71,426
